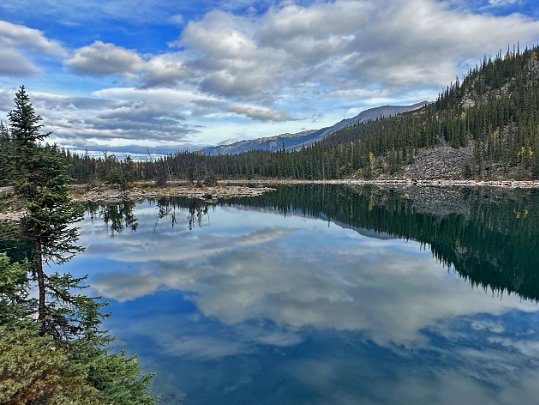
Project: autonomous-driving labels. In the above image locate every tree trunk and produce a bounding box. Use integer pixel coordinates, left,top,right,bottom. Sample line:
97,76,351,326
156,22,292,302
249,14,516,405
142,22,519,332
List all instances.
34,241,46,335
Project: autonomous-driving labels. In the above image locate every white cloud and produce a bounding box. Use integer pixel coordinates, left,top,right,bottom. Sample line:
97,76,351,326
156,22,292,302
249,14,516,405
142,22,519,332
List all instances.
0,88,197,145
142,53,188,87
67,42,191,87
66,40,144,76
1,83,294,151
0,47,39,76
179,10,290,98
93,86,213,104
0,20,64,56
488,0,519,6
172,0,539,98
0,19,65,77
227,103,293,121
94,86,293,123
4,0,539,151
0,89,13,111
0,0,191,27
157,336,252,360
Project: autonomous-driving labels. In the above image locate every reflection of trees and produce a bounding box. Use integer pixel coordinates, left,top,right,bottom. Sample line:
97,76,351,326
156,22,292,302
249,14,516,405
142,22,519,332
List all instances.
88,197,211,236
154,198,177,231
151,197,210,231
224,185,539,302
87,201,138,237
187,203,209,231
85,187,539,301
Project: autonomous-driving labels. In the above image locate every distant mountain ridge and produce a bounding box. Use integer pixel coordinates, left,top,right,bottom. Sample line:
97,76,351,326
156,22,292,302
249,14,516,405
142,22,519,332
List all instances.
200,130,319,155
201,101,428,155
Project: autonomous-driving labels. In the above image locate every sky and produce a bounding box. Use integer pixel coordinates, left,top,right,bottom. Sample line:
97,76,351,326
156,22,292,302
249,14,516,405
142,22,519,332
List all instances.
1,0,539,157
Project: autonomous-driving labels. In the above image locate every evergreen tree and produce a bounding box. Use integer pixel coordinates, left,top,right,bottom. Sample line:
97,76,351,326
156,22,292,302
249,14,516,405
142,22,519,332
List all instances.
0,326,102,405
0,254,34,326
3,87,157,403
0,121,12,185
8,86,51,196
8,87,88,339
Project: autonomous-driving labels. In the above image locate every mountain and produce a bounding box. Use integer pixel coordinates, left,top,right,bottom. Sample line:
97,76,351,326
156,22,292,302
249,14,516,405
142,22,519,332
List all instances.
201,101,428,155
65,45,539,183
200,130,318,155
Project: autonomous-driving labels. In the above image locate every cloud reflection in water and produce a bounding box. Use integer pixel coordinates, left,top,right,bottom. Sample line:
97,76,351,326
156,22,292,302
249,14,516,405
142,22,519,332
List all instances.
62,199,539,404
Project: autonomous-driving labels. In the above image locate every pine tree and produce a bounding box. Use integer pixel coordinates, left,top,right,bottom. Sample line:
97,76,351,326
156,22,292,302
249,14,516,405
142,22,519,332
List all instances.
3,87,157,403
0,253,34,326
8,87,88,339
9,86,51,196
0,121,12,185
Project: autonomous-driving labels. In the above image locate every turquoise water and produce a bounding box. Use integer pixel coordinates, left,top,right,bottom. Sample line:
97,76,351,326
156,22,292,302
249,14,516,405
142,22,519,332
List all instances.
62,186,539,404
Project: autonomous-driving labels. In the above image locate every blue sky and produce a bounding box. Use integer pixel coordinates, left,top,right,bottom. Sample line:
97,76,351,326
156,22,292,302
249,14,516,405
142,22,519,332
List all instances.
1,0,539,157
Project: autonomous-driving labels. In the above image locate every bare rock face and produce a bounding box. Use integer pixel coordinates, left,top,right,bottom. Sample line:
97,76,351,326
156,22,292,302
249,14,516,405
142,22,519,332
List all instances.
0,187,14,198
0,187,25,221
383,144,474,180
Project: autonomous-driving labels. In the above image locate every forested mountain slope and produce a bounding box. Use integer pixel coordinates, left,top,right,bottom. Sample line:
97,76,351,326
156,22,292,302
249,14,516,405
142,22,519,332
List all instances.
4,45,539,183
200,130,319,155
200,102,427,155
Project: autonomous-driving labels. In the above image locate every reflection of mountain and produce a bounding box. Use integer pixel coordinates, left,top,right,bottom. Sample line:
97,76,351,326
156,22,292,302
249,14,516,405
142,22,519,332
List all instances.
88,186,539,302
65,187,539,404
221,185,539,301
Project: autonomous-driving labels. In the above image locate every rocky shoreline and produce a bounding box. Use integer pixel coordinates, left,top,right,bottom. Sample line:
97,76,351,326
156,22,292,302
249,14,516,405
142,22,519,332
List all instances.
219,178,539,189
0,184,274,222
69,184,275,203
2,177,539,223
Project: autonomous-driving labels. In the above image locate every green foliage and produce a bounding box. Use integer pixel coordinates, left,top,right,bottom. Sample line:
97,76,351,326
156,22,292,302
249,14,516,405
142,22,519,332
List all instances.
0,326,157,404
0,254,34,325
22,145,85,263
105,168,129,189
8,87,89,339
1,87,157,404
0,326,102,405
0,121,13,186
8,86,51,196
87,350,156,405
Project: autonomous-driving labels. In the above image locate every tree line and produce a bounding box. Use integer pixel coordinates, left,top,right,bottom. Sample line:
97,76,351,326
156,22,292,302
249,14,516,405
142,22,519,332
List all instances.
41,44,539,184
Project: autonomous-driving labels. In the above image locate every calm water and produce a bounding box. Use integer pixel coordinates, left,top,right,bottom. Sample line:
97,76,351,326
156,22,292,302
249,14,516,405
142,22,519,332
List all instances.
60,185,539,404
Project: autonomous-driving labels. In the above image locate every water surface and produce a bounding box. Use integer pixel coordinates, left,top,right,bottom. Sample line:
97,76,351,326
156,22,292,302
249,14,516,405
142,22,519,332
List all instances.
62,186,539,404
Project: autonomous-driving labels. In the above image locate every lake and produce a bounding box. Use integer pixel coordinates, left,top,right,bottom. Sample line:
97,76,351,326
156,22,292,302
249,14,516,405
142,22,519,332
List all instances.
60,185,539,404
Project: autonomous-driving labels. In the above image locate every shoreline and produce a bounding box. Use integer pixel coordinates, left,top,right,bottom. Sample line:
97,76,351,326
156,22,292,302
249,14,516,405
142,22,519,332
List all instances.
69,184,275,203
217,178,539,189
3,178,539,222
0,184,274,222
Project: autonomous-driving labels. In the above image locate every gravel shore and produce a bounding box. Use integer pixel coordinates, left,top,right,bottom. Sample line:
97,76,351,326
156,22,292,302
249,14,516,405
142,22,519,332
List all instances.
69,184,275,203
219,178,539,189
0,184,275,222
3,177,539,223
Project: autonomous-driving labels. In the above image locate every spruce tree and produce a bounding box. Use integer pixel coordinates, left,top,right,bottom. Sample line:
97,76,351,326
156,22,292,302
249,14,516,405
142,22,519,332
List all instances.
8,86,50,196
4,87,156,403
0,121,12,185
8,86,90,339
